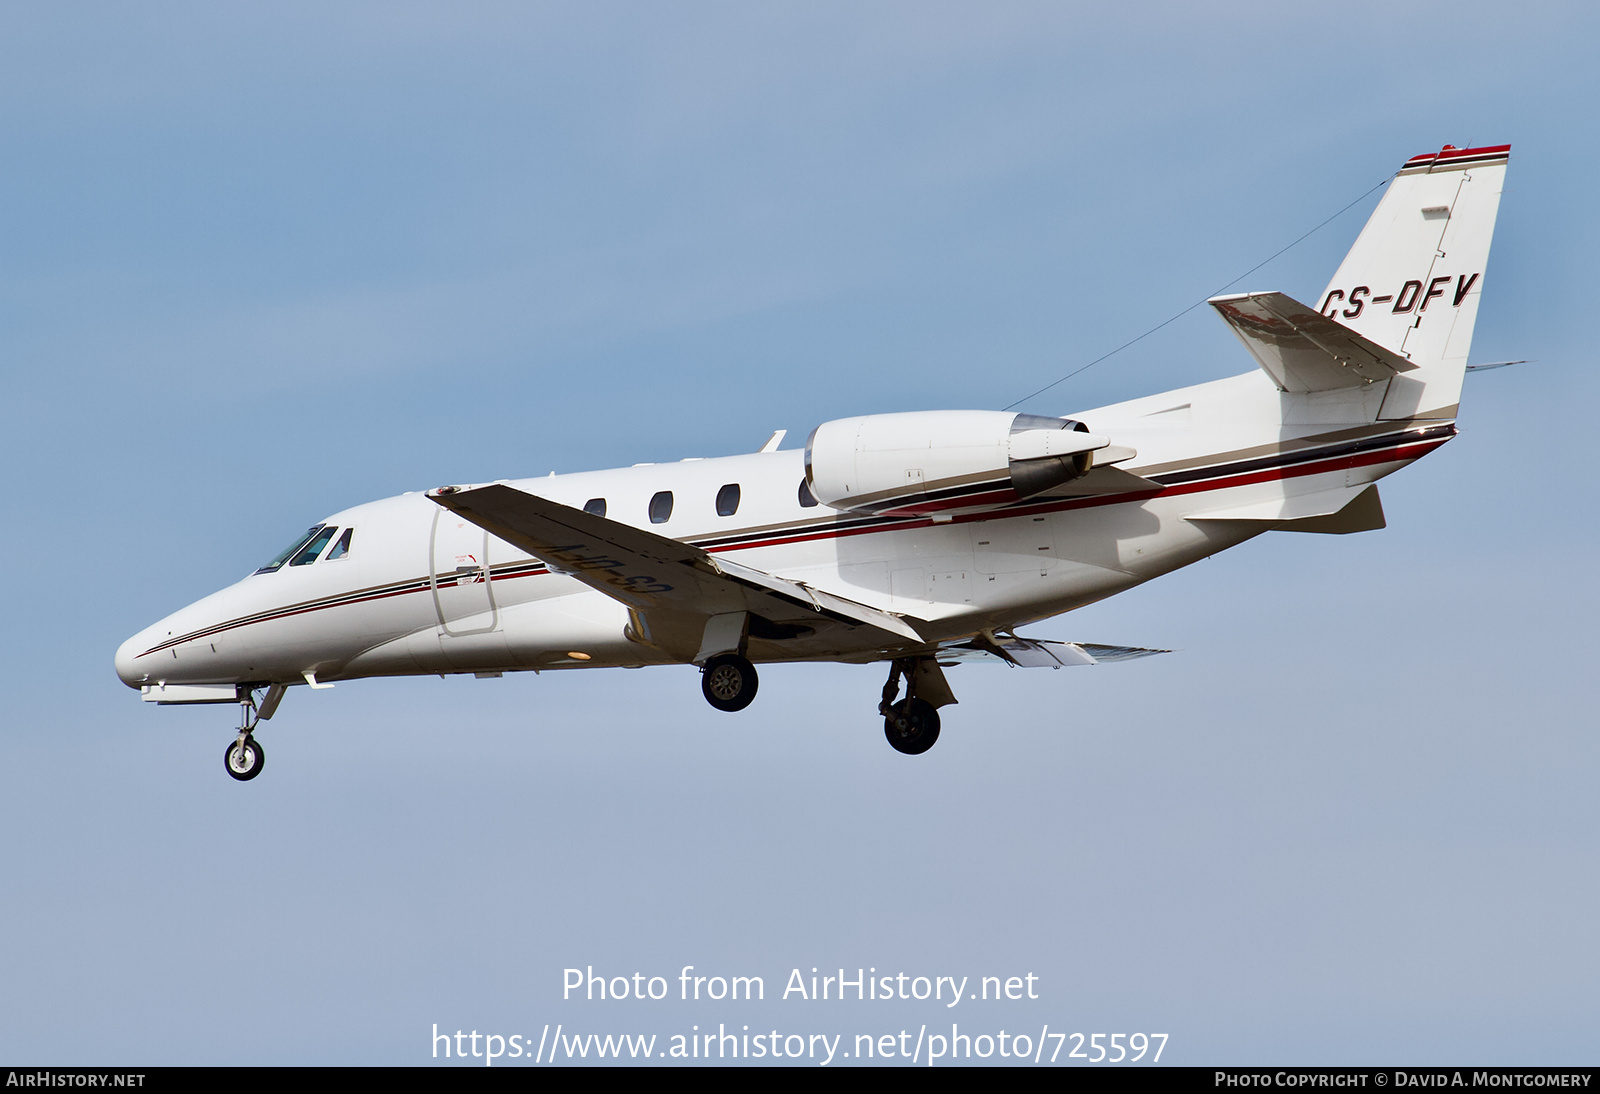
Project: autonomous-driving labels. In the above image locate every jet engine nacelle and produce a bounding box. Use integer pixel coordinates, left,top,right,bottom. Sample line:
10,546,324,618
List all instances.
803,410,1110,517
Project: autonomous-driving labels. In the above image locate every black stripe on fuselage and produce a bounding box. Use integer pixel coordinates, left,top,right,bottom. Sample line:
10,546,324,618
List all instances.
1148,425,1455,488
138,425,1449,657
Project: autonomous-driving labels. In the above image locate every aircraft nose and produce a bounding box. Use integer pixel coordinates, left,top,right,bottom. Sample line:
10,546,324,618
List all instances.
115,628,156,689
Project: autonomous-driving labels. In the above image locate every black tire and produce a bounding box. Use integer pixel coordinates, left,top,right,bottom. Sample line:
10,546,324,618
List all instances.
701,654,758,712
225,736,266,781
883,698,941,755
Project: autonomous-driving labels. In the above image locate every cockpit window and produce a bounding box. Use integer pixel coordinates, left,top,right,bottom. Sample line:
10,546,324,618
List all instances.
255,525,326,574
325,527,354,561
583,498,607,517
290,525,340,566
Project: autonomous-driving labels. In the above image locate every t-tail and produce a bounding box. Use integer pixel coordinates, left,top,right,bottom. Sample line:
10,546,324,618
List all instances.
1209,143,1509,423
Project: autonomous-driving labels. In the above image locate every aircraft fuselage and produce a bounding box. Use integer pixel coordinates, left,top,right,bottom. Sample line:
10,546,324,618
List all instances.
115,368,1443,692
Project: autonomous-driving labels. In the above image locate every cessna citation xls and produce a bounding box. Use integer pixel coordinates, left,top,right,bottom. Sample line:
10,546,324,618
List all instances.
116,143,1510,780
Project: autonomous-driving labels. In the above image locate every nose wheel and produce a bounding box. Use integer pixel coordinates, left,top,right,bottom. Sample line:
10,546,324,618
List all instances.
225,734,266,781
701,654,758,712
222,683,283,781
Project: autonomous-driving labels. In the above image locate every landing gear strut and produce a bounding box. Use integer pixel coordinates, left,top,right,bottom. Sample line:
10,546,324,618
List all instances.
224,684,283,782
879,658,941,755
701,653,759,712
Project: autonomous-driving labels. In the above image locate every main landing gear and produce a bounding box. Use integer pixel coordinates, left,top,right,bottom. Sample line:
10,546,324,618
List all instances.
879,658,942,756
701,653,759,712
224,683,284,782
694,653,952,756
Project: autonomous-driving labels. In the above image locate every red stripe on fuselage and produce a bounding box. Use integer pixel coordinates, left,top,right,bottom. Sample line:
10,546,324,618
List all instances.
707,435,1446,554
137,435,1444,657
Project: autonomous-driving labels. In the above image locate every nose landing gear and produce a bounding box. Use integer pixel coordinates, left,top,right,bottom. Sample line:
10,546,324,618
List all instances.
223,683,284,782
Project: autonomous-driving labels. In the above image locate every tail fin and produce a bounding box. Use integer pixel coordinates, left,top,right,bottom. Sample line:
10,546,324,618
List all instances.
1318,144,1509,420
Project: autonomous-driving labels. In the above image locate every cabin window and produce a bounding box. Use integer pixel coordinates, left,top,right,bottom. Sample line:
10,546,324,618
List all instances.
649,491,674,524
325,528,354,561
798,479,819,508
583,498,607,517
290,525,340,566
716,483,741,517
255,525,325,574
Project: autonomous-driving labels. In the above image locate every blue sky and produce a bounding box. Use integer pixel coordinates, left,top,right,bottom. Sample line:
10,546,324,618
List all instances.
2,2,1597,1065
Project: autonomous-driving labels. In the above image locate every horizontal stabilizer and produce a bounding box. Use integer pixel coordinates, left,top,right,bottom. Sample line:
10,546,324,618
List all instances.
937,636,1170,668
1210,291,1417,392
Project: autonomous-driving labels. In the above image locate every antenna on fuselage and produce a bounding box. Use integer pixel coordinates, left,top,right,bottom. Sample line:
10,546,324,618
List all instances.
1002,173,1393,411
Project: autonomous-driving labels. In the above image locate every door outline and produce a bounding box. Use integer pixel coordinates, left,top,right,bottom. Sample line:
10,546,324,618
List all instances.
429,509,500,636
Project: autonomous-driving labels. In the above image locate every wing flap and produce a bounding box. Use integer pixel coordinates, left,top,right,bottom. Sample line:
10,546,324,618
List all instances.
937,636,1169,668
1210,291,1418,392
707,553,923,642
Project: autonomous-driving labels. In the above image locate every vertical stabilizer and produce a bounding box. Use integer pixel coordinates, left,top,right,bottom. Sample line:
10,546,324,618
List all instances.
1318,144,1509,420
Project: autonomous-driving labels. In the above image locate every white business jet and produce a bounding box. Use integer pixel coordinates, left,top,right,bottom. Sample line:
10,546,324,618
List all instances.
115,143,1510,780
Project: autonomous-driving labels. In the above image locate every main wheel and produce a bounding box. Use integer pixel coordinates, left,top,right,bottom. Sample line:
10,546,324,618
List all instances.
225,735,266,781
701,654,758,712
883,698,941,755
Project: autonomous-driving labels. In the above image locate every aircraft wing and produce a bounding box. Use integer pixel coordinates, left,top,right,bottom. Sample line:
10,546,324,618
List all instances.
428,482,924,660
1209,291,1419,392
936,635,1170,668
